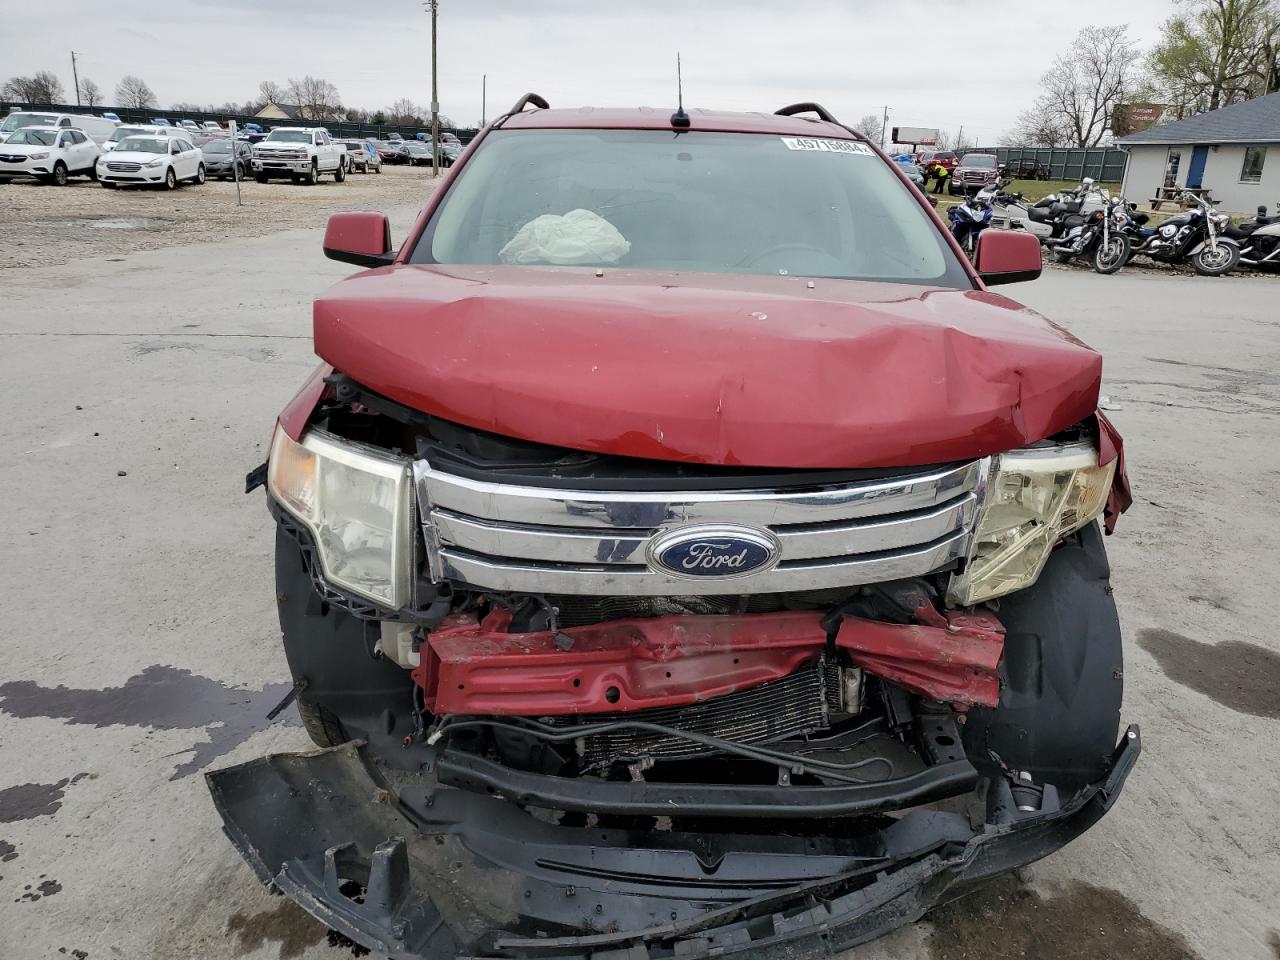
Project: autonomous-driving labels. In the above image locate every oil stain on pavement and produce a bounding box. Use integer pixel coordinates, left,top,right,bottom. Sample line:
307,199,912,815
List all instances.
925,875,1201,960
1137,628,1280,719
1,839,16,862
0,665,298,779
17,878,63,902
226,898,327,959
0,775,89,822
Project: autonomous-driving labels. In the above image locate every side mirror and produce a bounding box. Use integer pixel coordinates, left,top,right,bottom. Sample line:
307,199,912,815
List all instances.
974,229,1041,286
323,212,393,267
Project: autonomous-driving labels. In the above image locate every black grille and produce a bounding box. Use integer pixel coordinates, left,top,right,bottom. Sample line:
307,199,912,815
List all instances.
557,660,833,769
547,594,786,627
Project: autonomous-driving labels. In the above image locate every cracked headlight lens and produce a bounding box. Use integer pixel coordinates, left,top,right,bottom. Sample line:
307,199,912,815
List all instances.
268,426,412,608
949,443,1115,606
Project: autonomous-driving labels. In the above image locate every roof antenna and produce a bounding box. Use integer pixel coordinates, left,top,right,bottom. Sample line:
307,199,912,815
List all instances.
671,53,690,128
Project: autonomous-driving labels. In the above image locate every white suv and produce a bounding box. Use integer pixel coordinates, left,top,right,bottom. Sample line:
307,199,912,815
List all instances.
0,127,101,185
96,134,205,189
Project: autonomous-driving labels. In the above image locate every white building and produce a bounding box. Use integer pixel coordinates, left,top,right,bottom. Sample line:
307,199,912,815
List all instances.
1117,92,1279,214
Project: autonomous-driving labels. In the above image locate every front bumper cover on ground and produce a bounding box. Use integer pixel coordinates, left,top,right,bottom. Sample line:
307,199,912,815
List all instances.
207,725,1139,960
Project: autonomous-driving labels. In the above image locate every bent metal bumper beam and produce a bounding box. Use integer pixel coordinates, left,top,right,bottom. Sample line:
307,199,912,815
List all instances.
207,727,1140,960
414,607,1005,715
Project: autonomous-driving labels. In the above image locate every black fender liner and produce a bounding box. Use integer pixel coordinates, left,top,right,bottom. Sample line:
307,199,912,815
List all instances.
963,521,1125,788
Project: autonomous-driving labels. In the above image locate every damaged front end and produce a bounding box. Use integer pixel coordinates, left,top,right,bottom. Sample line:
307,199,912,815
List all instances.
212,374,1138,958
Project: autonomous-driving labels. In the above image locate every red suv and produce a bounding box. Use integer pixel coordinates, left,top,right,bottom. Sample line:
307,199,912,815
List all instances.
917,148,959,173
213,96,1137,959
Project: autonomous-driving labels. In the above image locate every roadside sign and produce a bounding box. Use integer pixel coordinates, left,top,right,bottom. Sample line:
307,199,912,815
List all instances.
892,126,940,146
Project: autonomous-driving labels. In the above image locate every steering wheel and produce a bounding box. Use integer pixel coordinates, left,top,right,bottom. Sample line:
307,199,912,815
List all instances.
737,242,832,270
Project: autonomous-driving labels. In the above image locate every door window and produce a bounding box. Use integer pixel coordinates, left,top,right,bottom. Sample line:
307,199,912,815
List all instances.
1241,146,1266,183
1165,149,1181,187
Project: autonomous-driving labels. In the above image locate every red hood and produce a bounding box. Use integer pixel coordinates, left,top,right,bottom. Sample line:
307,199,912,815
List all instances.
312,265,1101,469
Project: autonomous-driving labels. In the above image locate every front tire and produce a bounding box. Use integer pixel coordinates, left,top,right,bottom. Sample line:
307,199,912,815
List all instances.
163,167,177,190
297,697,349,748
302,161,317,185
52,161,69,186
255,172,269,184
193,163,206,185
1092,235,1129,274
1192,242,1239,276
333,158,347,182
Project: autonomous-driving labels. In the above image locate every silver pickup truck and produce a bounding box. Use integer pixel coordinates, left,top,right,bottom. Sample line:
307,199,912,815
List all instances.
251,127,347,185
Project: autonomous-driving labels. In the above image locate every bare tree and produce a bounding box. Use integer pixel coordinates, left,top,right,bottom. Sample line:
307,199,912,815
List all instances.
935,129,976,152
1151,0,1280,116
115,75,157,109
286,76,342,121
78,77,102,109
852,113,881,140
386,98,424,124
3,71,65,104
1002,101,1072,146
1029,25,1140,147
258,80,285,107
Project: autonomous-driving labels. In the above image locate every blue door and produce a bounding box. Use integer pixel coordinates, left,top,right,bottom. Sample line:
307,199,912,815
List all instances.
1186,145,1210,189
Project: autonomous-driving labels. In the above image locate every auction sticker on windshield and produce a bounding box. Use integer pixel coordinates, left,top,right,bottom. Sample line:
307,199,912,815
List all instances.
780,137,873,155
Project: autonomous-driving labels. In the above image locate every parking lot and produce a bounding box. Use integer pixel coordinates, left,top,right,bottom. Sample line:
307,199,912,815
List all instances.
0,165,435,269
1,182,1279,960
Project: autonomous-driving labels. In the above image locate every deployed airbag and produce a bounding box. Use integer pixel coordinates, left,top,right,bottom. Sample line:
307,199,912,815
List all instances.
499,208,631,265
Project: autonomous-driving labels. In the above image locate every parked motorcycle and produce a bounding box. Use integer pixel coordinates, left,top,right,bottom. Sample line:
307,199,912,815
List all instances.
1123,192,1240,276
947,178,1010,254
997,178,1109,241
1224,203,1280,269
1052,198,1128,274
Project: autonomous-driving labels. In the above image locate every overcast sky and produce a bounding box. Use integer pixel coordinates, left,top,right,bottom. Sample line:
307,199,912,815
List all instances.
11,0,1174,142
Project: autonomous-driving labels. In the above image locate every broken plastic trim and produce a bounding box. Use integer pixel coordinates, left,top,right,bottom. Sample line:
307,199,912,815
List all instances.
207,726,1140,960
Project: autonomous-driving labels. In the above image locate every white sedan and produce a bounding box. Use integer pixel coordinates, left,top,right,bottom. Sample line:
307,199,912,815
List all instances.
96,134,205,189
0,126,100,185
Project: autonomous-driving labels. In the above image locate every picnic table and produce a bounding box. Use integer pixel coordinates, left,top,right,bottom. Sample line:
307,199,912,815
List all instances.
1150,185,1215,210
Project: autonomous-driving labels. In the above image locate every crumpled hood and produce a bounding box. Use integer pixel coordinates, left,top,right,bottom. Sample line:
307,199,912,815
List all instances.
313,264,1102,468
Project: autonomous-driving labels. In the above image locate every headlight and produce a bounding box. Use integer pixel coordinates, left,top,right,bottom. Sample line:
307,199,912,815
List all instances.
268,426,413,608
948,442,1115,606
30,152,49,160
145,159,165,168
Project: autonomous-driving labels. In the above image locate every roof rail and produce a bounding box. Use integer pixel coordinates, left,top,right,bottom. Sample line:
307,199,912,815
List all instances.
775,102,839,124
506,93,549,115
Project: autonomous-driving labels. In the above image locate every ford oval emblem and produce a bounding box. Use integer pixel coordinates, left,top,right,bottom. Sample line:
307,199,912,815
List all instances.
648,525,781,579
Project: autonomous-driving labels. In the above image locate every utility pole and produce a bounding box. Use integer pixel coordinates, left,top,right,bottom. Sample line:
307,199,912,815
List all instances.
879,105,889,151
70,51,80,107
956,125,964,151
481,73,486,127
423,0,440,176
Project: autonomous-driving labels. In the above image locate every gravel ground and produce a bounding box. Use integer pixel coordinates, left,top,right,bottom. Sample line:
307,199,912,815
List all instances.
0,164,439,269
1,211,1278,960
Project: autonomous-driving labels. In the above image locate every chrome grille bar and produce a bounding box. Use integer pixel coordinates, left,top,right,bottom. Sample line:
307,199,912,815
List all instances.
414,459,987,596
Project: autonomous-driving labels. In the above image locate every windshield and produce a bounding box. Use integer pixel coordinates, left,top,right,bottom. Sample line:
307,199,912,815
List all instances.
6,128,58,146
204,141,232,154
416,129,965,286
110,126,152,142
897,163,921,175
962,154,997,168
2,113,55,133
266,130,312,143
115,137,167,154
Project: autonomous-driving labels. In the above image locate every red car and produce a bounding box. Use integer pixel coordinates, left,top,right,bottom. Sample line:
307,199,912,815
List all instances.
213,96,1137,959
916,148,959,173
